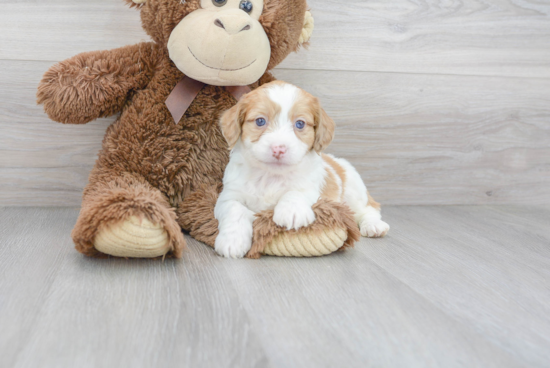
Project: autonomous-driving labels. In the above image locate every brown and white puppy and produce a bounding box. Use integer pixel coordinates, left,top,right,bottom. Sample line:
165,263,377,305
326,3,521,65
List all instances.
214,81,389,258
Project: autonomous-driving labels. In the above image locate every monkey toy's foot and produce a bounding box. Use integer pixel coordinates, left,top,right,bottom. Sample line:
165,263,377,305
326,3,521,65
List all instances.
94,216,171,258
72,174,185,258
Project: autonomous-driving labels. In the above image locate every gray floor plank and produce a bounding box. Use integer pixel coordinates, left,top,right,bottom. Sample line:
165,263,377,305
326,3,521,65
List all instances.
1,209,268,368
483,205,550,240
435,206,550,269
1,206,550,367
11,250,269,368
216,239,522,368
0,208,73,368
362,206,550,367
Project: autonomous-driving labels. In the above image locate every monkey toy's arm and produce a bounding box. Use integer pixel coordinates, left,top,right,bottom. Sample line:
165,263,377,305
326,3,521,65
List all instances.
37,42,161,125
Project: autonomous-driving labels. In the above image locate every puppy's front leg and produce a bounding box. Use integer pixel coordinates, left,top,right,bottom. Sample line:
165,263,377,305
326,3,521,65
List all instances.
273,191,316,230
214,200,255,259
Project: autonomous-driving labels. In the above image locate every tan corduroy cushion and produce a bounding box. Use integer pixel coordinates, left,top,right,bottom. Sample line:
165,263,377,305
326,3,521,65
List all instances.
263,227,348,257
94,216,170,258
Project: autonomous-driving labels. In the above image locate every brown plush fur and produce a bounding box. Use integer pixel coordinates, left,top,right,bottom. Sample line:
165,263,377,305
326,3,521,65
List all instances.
177,184,223,247
38,0,353,258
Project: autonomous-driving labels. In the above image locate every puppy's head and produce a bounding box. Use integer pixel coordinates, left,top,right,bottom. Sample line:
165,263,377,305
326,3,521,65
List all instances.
220,81,335,167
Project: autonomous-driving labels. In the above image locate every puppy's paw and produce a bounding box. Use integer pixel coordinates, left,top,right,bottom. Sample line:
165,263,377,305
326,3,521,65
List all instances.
273,202,316,230
215,227,253,259
360,220,390,238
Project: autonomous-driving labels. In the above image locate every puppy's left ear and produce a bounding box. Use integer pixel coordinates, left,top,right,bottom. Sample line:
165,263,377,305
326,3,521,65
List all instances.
313,104,335,152
220,105,242,150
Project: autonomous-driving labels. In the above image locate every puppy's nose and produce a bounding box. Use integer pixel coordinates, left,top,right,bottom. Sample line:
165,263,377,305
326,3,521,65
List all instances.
271,145,287,160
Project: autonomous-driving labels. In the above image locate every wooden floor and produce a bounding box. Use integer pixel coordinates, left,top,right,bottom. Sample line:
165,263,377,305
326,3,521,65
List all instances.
1,206,549,368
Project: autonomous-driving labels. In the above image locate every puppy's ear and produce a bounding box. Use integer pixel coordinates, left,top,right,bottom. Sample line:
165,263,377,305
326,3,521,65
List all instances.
220,105,242,149
313,104,335,152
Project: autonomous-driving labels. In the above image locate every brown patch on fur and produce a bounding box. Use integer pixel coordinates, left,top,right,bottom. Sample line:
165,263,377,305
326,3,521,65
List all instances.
314,106,335,152
289,89,317,149
367,193,381,211
241,90,281,143
220,87,283,148
219,105,241,149
277,83,336,153
294,124,315,148
320,168,341,202
322,154,347,191
241,121,268,145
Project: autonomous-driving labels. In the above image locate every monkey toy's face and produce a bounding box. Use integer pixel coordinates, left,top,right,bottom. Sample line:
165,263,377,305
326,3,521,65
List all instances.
169,0,270,86
131,0,311,86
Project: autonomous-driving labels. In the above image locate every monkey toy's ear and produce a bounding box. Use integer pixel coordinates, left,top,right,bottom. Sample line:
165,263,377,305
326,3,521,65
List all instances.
298,11,315,44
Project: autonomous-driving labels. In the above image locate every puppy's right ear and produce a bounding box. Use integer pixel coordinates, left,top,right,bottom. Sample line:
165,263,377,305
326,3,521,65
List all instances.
313,104,335,153
220,105,242,149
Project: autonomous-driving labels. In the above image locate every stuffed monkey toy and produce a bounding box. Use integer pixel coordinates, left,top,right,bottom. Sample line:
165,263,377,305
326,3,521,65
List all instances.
37,0,359,259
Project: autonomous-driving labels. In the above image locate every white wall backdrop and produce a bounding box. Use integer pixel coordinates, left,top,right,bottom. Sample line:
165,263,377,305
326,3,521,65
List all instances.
1,0,549,206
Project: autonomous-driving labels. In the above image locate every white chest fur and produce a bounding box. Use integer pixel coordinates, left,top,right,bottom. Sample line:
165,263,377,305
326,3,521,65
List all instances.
240,168,299,212
221,146,326,214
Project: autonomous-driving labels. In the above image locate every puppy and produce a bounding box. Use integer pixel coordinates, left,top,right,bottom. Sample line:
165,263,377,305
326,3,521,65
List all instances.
215,81,389,258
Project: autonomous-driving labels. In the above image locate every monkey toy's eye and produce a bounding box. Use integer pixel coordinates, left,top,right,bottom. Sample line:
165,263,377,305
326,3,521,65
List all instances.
295,120,306,130
239,0,253,13
256,118,266,127
212,0,227,7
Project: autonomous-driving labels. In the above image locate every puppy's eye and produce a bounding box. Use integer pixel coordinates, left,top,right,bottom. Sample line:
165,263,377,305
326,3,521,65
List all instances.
212,0,227,7
256,118,267,127
295,120,306,130
239,0,253,13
